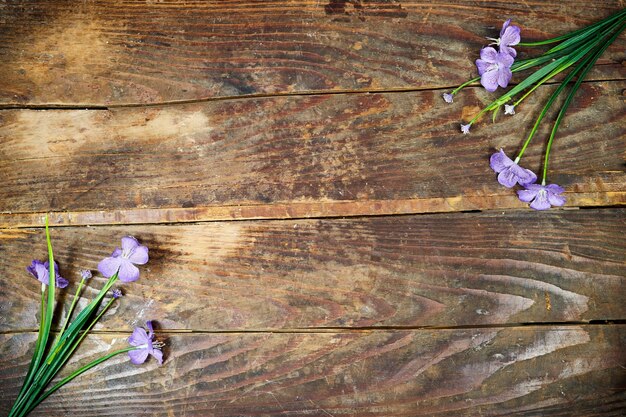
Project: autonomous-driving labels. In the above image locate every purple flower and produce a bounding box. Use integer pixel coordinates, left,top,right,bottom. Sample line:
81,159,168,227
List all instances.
112,288,123,299
461,124,471,134
490,149,537,188
442,93,454,103
80,269,92,280
476,47,513,92
497,19,521,57
98,236,149,282
128,321,163,365
27,260,68,288
518,183,566,210
504,104,515,115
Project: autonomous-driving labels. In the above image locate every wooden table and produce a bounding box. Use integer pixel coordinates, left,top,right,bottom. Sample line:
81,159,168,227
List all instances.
1,1,624,415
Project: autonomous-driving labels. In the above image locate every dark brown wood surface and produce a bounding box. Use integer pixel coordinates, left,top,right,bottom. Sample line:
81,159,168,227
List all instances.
1,326,625,416
1,81,624,226
1,210,624,333
1,1,625,416
0,1,624,105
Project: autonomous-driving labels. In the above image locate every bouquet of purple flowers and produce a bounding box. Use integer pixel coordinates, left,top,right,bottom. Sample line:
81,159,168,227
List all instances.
9,217,163,417
444,10,625,210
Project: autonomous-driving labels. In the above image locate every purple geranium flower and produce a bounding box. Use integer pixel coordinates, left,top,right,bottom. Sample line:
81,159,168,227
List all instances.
490,149,537,188
496,19,521,57
27,260,68,288
98,236,148,282
128,321,163,365
476,47,514,92
518,183,566,210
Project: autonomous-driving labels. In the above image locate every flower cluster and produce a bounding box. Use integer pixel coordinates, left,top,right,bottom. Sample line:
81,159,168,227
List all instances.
476,19,519,92
441,11,625,209
11,220,163,417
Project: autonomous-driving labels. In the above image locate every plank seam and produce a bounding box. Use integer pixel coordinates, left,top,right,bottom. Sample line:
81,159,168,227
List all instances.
3,320,625,335
0,77,623,111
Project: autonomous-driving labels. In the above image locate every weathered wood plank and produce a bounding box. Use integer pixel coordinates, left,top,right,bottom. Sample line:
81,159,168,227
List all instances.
1,210,624,332
1,82,624,223
0,1,623,105
1,325,624,416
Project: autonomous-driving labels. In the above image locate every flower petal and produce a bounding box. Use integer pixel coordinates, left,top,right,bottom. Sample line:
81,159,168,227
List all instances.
546,184,565,194
497,168,519,188
489,149,513,173
128,348,150,365
98,256,122,278
121,236,140,254
128,245,149,265
501,24,521,47
118,259,140,282
517,188,538,203
111,247,122,257
529,190,551,210
55,276,69,289
475,59,492,76
497,52,514,68
517,167,537,186
129,327,150,346
480,69,499,92
500,44,517,58
34,262,49,284
479,47,498,63
547,191,566,207
146,321,155,338
500,19,511,38
497,66,512,88
150,348,163,365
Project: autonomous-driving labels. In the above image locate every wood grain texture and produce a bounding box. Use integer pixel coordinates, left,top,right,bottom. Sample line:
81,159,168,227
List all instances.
1,210,624,332
0,0,624,105
1,326,625,416
1,81,625,223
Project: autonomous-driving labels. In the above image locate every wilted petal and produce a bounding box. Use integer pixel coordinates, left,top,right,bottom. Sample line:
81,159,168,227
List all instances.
490,149,513,173
150,349,163,365
118,259,140,282
128,245,149,265
129,327,150,346
146,320,155,338
128,348,150,365
504,104,515,115
98,256,122,278
55,276,69,289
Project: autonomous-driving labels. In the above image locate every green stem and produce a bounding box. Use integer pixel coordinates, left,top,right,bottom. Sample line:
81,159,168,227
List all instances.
11,273,119,416
16,289,119,417
542,21,625,182
518,9,626,46
23,347,136,417
52,278,86,347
